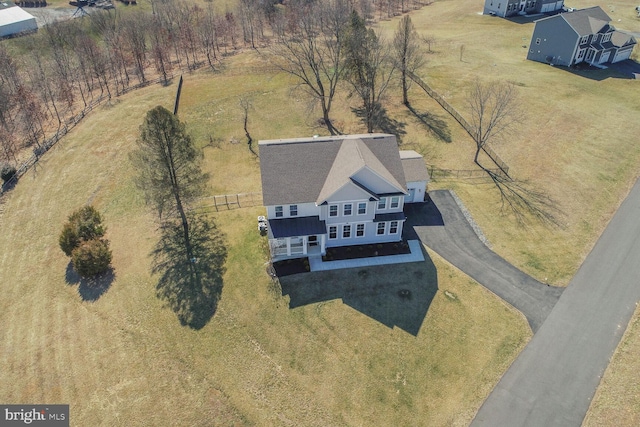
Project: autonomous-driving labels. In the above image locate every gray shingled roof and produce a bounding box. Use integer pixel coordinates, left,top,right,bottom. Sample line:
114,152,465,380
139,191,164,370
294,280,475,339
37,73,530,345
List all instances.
560,7,611,36
611,31,636,47
259,134,408,206
400,150,430,183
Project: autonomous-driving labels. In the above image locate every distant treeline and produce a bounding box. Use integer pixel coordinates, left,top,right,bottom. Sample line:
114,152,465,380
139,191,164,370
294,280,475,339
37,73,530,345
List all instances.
0,0,426,164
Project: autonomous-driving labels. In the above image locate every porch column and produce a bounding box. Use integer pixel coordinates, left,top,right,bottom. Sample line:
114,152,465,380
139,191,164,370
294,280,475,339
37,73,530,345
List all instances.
286,237,291,256
320,234,326,255
302,236,308,255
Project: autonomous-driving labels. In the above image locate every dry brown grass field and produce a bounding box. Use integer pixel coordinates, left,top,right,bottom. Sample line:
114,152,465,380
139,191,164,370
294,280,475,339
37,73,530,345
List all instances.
1,0,639,425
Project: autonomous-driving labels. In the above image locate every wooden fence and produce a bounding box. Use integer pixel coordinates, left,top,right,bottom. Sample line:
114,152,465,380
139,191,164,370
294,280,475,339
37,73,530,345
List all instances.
1,73,176,195
428,167,506,180
407,71,510,177
196,192,263,211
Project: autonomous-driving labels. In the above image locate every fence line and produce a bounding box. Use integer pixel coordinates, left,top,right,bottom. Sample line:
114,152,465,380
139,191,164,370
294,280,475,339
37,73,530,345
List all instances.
407,71,510,177
1,73,177,195
196,192,263,212
428,167,506,180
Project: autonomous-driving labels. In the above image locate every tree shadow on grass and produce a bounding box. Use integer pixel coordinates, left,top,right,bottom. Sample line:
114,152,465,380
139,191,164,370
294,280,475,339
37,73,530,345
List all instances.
279,247,437,336
152,214,227,330
406,103,452,143
351,106,406,143
79,268,115,302
65,261,115,302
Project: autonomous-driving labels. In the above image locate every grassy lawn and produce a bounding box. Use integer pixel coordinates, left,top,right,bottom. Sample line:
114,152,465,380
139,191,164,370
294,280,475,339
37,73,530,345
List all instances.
0,51,530,426
2,0,640,424
584,306,640,427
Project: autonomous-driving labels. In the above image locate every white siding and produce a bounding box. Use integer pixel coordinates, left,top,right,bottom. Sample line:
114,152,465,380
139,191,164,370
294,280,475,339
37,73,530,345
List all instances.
351,167,404,195
405,181,427,203
266,202,318,219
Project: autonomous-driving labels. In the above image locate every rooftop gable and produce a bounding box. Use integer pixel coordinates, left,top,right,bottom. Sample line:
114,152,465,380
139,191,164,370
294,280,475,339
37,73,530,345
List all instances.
259,134,407,206
561,7,611,36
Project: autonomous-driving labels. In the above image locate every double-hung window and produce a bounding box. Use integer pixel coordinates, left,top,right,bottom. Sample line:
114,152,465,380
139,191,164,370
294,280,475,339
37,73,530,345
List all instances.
343,225,351,238
329,226,337,239
377,198,387,210
377,222,386,235
343,203,352,216
389,221,399,234
329,205,338,217
356,223,365,237
357,202,367,215
275,206,283,218
390,197,400,209
290,205,298,216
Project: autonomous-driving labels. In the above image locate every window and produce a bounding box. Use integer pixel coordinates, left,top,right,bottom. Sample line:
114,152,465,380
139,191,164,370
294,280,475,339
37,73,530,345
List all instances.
389,221,398,234
342,225,351,238
592,34,599,43
377,198,387,210
377,222,386,235
580,35,589,45
329,226,337,239
275,206,283,218
603,32,611,43
535,38,541,45
329,205,338,217
290,205,298,216
390,197,400,209
577,48,585,59
498,3,501,9
356,223,365,237
343,203,352,216
357,202,367,215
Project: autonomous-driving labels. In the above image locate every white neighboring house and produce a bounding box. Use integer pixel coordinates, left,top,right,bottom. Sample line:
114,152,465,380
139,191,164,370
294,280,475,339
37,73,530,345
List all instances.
0,4,37,38
259,134,429,261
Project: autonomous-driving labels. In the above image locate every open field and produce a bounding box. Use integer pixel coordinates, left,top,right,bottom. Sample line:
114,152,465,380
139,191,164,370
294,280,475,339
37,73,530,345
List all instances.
0,54,530,426
1,0,640,424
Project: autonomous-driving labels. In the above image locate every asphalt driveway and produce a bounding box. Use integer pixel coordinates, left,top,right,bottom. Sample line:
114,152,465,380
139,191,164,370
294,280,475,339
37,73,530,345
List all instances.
471,179,640,426
405,190,563,332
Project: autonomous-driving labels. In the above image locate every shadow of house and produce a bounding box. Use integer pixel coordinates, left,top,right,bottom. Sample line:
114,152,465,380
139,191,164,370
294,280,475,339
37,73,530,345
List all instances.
280,247,438,336
557,63,633,81
403,199,445,232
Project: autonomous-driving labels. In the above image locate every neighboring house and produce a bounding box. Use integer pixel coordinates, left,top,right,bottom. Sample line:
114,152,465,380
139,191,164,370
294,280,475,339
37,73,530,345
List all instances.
527,6,637,66
0,4,37,39
259,134,429,261
483,0,564,18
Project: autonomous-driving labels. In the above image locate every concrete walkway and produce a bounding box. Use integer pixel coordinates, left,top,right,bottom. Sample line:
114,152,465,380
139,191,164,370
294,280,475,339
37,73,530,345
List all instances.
405,190,563,332
472,179,640,426
309,240,425,272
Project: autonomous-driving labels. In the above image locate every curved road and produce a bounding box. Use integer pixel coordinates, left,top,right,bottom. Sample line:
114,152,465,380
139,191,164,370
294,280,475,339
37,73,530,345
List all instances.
405,190,563,332
471,179,640,426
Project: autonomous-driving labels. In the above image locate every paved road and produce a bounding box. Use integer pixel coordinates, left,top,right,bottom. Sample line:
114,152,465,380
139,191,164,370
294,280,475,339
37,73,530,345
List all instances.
405,190,563,332
471,179,640,426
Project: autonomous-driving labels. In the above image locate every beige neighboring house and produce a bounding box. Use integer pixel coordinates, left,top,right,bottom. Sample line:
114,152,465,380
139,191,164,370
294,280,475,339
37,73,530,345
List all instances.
259,134,429,261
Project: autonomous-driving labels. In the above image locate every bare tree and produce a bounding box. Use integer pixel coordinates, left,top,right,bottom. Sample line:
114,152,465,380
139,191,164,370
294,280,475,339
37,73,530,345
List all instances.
270,0,349,135
392,15,424,106
343,11,395,133
467,80,518,166
467,81,560,225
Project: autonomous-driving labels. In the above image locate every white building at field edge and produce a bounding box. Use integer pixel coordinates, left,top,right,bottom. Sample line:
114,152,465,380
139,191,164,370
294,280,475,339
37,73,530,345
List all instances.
0,3,37,38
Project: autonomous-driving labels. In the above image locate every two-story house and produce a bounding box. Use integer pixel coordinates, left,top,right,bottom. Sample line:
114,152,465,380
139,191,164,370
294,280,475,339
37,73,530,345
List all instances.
527,7,637,66
259,134,429,261
483,0,564,18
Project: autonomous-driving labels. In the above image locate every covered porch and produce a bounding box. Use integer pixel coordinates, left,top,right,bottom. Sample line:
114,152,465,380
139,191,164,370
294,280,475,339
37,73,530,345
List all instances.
268,216,327,261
